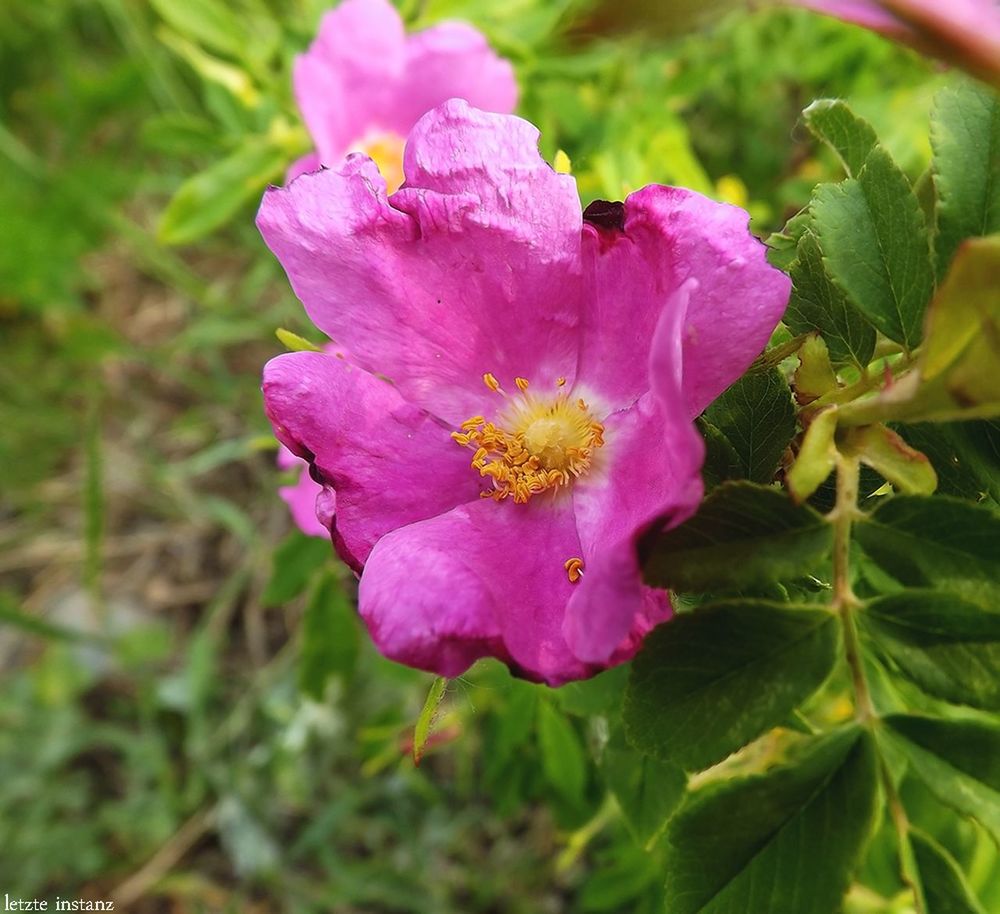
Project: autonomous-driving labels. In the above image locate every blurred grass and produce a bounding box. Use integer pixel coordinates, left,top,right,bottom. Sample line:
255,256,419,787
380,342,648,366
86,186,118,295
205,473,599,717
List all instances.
0,0,967,911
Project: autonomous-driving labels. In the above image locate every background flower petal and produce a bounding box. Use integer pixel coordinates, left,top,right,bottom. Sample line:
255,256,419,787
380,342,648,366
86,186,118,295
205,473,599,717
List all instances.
277,444,329,538
262,350,480,570
293,0,407,162
393,21,518,128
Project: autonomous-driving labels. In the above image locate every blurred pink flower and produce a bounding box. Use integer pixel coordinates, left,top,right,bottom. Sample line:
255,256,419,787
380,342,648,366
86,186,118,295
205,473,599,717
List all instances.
277,443,329,538
288,0,518,190
793,0,1000,87
258,101,790,684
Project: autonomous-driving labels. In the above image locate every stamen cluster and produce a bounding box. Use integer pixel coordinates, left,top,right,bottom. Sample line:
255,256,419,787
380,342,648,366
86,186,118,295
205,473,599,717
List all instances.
452,376,605,504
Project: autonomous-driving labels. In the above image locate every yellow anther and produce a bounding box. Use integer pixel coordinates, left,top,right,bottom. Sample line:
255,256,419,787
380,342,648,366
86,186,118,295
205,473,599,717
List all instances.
453,378,604,504
556,377,566,387
564,557,585,583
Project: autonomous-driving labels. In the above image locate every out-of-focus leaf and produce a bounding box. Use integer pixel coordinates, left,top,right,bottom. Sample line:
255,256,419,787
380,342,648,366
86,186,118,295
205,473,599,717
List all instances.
158,136,288,244
601,728,686,845
930,80,1000,278
662,728,878,914
786,231,877,368
262,532,331,606
885,715,1000,843
701,369,796,484
299,572,359,699
537,700,587,804
642,482,833,592
412,676,448,765
911,829,988,914
860,590,1000,710
802,98,879,177
812,146,934,350
624,601,839,771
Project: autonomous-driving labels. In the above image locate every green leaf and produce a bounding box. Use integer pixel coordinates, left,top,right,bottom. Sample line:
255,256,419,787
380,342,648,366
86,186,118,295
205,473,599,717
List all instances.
838,234,1000,426
413,676,448,765
601,728,686,845
150,0,251,60
896,420,1000,502
158,137,287,244
884,714,1000,843
787,407,838,503
931,81,1000,278
860,590,1000,710
701,369,796,483
697,416,744,490
299,572,359,699
839,424,938,495
854,495,1000,608
262,532,331,606
911,829,988,914
802,98,879,177
662,728,879,914
641,482,833,592
812,146,934,350
275,328,322,352
537,700,587,804
624,601,839,770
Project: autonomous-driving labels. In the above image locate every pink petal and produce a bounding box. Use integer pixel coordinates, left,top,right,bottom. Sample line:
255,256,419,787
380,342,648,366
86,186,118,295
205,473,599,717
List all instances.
565,280,705,663
277,444,329,538
257,102,584,424
392,21,518,128
360,497,608,685
796,0,911,33
285,151,322,184
577,187,790,416
293,0,407,162
262,351,480,570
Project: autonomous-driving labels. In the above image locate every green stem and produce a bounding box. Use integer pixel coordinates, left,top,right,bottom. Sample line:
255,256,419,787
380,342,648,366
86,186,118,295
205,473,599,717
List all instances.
830,456,925,912
829,454,873,722
880,756,927,914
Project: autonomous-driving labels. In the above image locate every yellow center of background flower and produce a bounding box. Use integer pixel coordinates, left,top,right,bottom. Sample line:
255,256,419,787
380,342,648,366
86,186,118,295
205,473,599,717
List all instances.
355,131,405,193
452,375,605,504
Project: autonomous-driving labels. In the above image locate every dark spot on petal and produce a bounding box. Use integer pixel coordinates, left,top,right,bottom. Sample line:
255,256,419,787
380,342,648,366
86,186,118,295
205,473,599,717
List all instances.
583,199,626,232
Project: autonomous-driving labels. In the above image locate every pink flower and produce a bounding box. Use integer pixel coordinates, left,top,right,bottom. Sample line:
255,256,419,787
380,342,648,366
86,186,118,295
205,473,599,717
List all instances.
288,0,518,190
793,0,1000,87
258,101,790,685
277,443,329,538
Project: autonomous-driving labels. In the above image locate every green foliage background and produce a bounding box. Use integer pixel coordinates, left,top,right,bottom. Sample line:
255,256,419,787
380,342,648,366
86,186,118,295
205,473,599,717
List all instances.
0,1,997,912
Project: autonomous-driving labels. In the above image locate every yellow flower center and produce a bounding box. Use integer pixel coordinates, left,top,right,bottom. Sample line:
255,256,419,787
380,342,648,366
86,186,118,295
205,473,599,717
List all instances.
452,374,605,505
352,130,405,193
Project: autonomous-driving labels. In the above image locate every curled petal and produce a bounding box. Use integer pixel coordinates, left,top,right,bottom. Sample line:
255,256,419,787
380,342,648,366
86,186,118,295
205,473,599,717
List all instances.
262,351,479,570
578,186,790,416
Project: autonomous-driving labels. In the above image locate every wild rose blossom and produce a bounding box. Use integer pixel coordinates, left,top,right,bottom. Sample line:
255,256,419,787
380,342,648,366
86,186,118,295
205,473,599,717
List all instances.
258,101,790,685
279,0,517,536
792,0,1000,87
287,0,518,188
